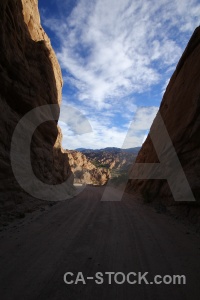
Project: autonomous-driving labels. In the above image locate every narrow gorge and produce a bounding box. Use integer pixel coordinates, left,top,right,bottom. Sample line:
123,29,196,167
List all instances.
0,2,200,300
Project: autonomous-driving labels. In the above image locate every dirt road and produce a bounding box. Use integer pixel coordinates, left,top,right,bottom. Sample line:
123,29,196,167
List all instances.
0,186,200,300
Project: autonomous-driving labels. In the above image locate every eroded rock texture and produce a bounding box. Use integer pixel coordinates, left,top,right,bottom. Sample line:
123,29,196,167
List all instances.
0,0,72,221
128,27,200,213
66,150,110,185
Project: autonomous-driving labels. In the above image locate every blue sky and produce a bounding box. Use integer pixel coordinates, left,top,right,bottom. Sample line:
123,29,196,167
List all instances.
38,0,200,149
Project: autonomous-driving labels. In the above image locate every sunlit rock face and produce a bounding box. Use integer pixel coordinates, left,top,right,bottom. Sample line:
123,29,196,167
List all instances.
128,27,200,208
0,0,72,216
66,150,110,185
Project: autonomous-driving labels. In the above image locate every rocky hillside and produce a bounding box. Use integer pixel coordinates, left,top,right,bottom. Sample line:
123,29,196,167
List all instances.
0,0,72,223
80,147,139,174
128,27,200,220
66,150,110,185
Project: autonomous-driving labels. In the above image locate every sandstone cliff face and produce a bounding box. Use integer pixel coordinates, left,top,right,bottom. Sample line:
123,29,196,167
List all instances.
128,27,200,210
0,0,72,222
66,150,110,185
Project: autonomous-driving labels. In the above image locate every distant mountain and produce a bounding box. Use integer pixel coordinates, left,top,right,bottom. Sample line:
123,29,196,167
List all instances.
76,147,141,154
75,148,87,152
74,147,140,180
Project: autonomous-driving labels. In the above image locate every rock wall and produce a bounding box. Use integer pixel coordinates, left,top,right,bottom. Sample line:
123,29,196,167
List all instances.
0,0,72,220
128,27,200,211
66,150,110,185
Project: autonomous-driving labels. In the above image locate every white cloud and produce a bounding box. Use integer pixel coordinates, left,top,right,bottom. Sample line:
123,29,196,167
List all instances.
59,104,158,149
121,106,158,148
43,0,200,108
61,120,131,150
129,106,159,131
59,105,92,135
41,0,200,148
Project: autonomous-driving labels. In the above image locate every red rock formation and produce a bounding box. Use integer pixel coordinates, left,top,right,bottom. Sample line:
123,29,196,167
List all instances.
128,27,200,211
66,150,110,185
0,0,72,220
